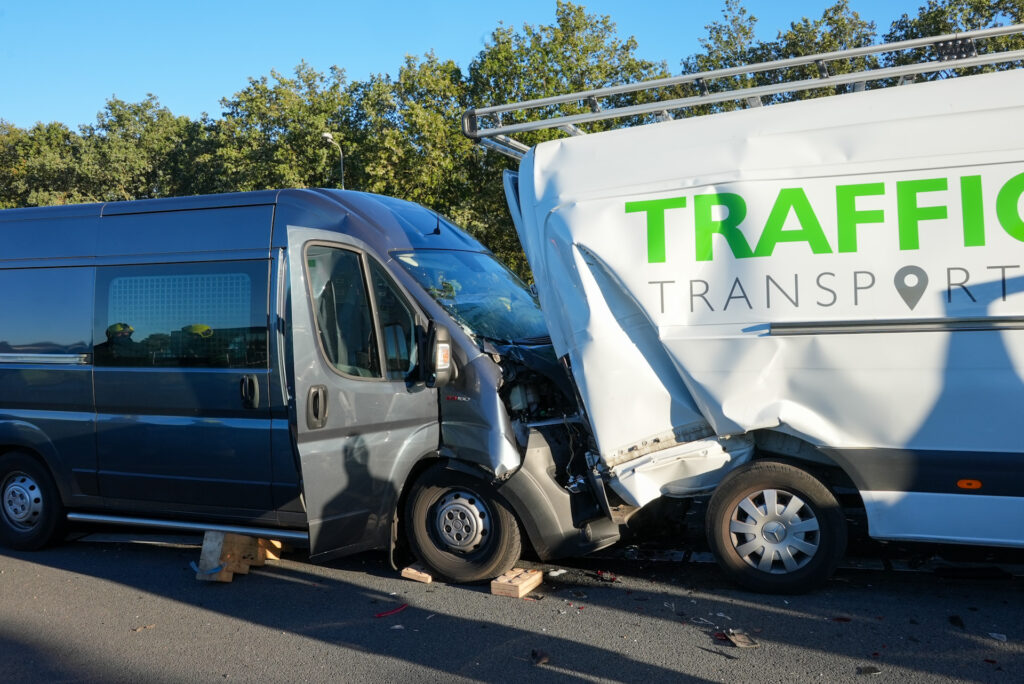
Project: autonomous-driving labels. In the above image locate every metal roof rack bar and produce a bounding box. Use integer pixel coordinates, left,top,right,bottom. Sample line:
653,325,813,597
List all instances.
463,24,1024,144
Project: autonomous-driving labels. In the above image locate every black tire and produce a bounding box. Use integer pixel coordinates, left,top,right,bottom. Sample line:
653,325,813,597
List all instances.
706,460,846,594
404,465,521,583
0,452,65,550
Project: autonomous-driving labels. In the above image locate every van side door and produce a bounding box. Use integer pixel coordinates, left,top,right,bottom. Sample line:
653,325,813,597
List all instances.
286,227,439,559
92,258,275,515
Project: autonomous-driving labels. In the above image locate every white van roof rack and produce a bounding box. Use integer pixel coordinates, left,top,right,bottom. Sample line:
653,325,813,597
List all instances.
462,24,1024,159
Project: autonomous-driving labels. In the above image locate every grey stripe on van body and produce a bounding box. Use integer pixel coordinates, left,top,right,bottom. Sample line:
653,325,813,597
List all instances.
770,316,1024,336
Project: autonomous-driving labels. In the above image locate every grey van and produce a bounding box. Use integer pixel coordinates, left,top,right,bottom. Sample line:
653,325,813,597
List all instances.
0,189,619,582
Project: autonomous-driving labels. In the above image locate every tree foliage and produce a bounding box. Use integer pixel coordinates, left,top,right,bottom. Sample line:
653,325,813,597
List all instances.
681,0,877,112
884,0,1024,77
210,63,351,192
2,1,1021,274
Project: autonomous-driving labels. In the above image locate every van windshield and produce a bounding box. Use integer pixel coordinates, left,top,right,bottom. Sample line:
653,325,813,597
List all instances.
394,250,549,343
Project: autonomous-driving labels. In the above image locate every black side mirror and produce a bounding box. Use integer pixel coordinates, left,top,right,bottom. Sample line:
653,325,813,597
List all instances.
425,321,454,388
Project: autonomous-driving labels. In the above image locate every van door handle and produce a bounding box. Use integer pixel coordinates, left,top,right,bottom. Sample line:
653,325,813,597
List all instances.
240,374,260,409
306,385,328,429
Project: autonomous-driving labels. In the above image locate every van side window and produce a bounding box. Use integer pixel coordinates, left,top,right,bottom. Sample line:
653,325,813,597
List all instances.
0,266,93,355
369,260,417,380
94,261,269,369
306,245,381,378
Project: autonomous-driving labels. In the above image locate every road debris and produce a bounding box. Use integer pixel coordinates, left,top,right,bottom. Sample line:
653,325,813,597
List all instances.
375,604,409,618
400,564,432,584
724,629,758,648
949,615,966,630
856,665,882,675
491,568,543,598
131,624,156,632
989,632,1008,642
547,569,567,577
530,649,550,665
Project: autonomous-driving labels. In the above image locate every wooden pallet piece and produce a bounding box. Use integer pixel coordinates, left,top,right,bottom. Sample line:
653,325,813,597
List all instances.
490,568,543,598
220,533,261,574
401,564,433,584
195,531,234,582
195,532,264,582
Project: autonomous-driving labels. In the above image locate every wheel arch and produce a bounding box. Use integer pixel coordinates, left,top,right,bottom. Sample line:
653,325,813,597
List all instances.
751,430,866,511
0,420,70,504
391,454,537,568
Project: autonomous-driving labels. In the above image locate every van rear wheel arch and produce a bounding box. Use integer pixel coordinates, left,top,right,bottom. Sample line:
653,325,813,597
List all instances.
0,450,66,550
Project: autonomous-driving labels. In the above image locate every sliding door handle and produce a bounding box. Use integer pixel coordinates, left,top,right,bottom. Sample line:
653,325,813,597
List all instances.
240,374,260,409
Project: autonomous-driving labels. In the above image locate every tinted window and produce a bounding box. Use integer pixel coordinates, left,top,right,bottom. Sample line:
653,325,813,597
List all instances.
306,245,380,378
94,261,269,368
0,266,93,354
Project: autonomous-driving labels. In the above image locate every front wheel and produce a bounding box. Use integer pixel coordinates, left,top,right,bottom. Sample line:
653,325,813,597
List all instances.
0,452,65,550
706,460,846,594
404,465,521,583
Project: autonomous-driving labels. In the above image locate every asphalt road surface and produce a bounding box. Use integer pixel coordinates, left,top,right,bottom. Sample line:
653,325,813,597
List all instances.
1,533,1021,683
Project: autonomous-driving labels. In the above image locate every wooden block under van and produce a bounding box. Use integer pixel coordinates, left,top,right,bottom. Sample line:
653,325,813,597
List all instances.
258,538,287,561
195,532,265,582
490,568,542,598
401,564,433,584
220,533,261,574
194,531,234,583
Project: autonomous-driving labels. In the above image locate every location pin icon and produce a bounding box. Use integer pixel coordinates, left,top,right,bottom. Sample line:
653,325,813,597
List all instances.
894,265,928,310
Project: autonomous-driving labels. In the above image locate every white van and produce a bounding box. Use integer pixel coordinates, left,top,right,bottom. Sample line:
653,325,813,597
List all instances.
463,25,1024,591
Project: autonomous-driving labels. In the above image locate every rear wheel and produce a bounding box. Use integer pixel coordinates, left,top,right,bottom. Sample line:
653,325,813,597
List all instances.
0,452,65,550
706,460,846,594
405,466,521,583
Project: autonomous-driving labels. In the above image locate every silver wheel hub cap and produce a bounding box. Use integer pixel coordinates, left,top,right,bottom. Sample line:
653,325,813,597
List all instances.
3,472,43,530
728,488,820,574
434,490,488,552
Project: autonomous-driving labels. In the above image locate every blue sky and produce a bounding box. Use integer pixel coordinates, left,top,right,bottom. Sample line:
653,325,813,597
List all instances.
1,1,926,129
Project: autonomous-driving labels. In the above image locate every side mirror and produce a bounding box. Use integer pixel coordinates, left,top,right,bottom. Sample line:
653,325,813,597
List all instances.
425,322,454,388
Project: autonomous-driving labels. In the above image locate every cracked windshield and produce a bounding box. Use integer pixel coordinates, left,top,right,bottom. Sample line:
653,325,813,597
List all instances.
395,250,548,343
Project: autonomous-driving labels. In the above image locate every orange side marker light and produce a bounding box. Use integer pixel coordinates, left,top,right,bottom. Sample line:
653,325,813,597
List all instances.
957,479,982,490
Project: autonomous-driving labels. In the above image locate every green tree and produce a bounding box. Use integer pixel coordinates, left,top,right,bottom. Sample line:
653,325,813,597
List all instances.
346,53,474,215
210,62,351,192
681,1,878,112
759,1,878,101
463,1,669,274
0,120,92,207
681,0,761,111
0,121,29,208
77,95,199,202
883,0,1024,76
467,0,668,139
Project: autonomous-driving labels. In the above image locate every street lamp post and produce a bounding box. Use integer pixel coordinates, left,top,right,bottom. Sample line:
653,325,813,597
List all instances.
321,132,344,190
